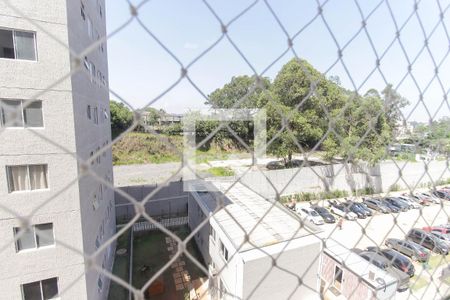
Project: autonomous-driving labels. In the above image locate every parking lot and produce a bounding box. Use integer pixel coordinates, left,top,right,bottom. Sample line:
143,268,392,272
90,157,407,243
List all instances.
318,200,450,299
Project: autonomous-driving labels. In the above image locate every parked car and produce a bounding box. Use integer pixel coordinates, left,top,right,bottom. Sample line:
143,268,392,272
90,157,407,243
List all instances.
384,238,430,262
344,202,367,219
295,205,325,225
409,193,430,206
380,199,401,213
422,226,450,235
430,232,450,247
406,228,449,255
384,197,410,211
351,201,373,216
363,198,390,213
397,195,421,209
366,246,415,277
416,192,440,204
356,250,410,291
328,201,357,220
311,206,336,223
433,190,450,200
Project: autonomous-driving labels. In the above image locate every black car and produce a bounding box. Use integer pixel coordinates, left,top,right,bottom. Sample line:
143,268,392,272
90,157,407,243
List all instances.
366,246,415,277
345,202,366,219
311,206,336,223
363,198,390,213
406,228,449,255
380,199,400,213
384,197,409,211
433,190,450,200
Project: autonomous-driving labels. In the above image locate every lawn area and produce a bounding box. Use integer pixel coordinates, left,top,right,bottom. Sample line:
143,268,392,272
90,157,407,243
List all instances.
132,226,206,300
206,166,235,177
108,228,131,300
427,254,450,270
410,274,429,292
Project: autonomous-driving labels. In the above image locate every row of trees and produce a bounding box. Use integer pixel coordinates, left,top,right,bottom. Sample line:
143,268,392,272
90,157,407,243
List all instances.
110,58,409,165
204,58,408,165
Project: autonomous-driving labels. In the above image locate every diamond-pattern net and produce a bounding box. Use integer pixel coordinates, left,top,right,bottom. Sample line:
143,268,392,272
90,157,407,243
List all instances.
1,0,450,300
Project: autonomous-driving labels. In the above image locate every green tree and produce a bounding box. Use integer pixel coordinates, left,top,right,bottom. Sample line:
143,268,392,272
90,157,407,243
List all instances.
110,100,133,138
381,84,410,134
144,107,162,126
267,58,346,164
206,75,271,109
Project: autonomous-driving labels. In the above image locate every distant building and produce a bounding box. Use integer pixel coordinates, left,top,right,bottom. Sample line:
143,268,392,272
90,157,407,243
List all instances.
0,1,115,299
319,241,397,300
188,180,322,300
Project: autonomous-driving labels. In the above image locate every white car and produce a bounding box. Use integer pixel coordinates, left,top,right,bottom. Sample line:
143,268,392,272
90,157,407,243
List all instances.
295,206,325,225
416,192,440,204
397,196,421,209
328,203,358,220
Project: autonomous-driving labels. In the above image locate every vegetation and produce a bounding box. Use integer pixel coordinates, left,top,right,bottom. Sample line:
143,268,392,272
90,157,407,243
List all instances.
280,189,349,203
410,117,450,155
110,100,134,138
108,229,131,300
352,187,375,196
389,184,401,192
206,167,235,177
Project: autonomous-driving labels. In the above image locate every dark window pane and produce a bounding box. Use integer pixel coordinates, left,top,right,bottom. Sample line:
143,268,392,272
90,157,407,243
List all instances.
0,29,14,58
24,101,43,127
22,281,41,300
15,227,36,251
0,99,23,127
14,31,36,60
42,278,58,299
35,223,54,247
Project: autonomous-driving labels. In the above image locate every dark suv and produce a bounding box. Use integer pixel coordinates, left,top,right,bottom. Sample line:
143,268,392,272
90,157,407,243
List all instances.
363,198,390,213
406,229,449,255
366,246,415,277
384,197,409,211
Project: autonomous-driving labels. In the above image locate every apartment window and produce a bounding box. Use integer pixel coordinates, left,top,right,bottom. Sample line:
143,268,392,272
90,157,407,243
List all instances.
219,240,229,261
14,223,54,251
210,226,216,243
84,56,89,69
90,62,96,83
7,164,48,193
21,277,58,300
87,16,93,39
80,2,86,20
93,107,98,124
333,265,343,290
0,99,43,128
87,105,91,119
0,29,36,60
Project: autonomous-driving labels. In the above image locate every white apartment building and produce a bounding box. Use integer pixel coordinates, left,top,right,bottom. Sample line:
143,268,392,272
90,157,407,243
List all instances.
0,1,115,299
188,180,322,300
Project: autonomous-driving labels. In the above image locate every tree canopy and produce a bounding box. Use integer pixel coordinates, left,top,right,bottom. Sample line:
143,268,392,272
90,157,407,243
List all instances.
110,100,133,138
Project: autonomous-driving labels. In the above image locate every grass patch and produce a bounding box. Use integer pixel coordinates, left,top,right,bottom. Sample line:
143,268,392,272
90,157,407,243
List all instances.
352,187,375,196
207,167,235,177
280,190,349,203
108,228,131,300
112,132,249,165
427,254,450,270
389,183,401,192
410,274,429,292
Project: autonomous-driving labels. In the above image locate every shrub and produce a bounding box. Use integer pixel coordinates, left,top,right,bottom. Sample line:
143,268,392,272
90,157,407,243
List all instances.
389,184,401,192
352,187,375,196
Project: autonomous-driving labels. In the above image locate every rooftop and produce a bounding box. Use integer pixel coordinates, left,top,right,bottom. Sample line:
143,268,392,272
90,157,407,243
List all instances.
190,180,320,252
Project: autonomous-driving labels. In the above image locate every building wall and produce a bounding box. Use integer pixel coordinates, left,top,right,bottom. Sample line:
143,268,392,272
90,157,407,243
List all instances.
66,0,115,299
241,236,321,300
239,160,450,199
0,0,114,299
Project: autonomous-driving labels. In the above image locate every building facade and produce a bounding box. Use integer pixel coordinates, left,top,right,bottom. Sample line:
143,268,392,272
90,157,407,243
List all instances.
0,1,115,299
188,180,322,300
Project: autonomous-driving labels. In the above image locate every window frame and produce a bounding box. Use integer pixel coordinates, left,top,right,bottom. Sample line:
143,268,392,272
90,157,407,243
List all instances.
14,223,55,252
6,164,49,193
219,240,229,262
21,277,59,300
0,27,37,61
0,99,44,128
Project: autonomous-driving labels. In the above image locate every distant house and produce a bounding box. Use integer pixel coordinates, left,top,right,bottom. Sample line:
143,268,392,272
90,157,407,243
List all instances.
188,180,323,300
319,241,397,300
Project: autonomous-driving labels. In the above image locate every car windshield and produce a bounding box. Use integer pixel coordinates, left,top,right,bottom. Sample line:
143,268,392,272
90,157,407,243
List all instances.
310,210,319,217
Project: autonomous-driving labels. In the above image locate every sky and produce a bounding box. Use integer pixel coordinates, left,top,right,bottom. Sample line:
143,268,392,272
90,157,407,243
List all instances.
105,0,450,122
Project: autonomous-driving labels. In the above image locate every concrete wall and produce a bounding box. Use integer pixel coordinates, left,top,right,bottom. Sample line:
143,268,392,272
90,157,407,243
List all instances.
238,160,450,199
241,236,321,300
115,181,189,222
